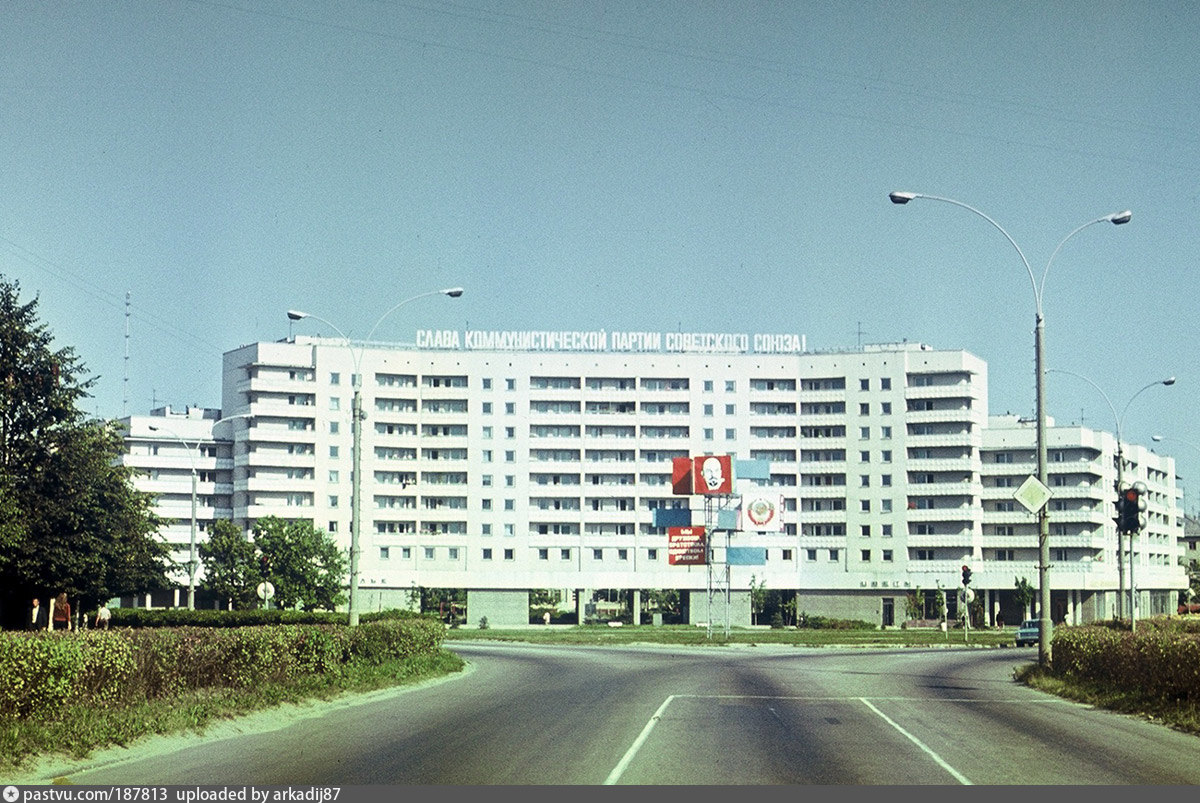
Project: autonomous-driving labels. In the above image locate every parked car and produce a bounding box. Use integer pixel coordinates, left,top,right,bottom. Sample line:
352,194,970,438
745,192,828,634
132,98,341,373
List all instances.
1015,619,1040,647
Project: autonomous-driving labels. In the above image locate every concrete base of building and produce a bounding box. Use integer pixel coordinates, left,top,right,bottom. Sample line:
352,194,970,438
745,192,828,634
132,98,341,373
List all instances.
356,587,418,614
686,590,751,627
468,589,530,628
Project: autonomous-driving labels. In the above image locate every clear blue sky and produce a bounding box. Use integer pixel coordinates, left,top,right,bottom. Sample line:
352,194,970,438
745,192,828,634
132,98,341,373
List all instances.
3,1,1199,503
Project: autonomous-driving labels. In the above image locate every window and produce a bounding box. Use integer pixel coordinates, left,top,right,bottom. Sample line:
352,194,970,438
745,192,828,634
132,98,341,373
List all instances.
861,525,871,537
704,380,714,391
880,378,891,390
401,547,411,559
330,421,339,434
782,549,793,561
329,495,338,508
860,451,870,462
882,524,893,537
995,549,1015,561
593,548,603,560
725,380,735,392
883,550,893,561
860,427,870,439
329,397,340,411
329,470,339,483
424,547,435,560
860,379,870,391
448,548,459,560
881,475,892,487
561,549,571,560
859,403,869,415
861,500,871,512
482,524,492,536
647,548,658,560
704,428,714,440
504,549,514,560
378,547,389,560
915,549,934,561
861,475,870,487
539,549,549,560
618,549,628,561
881,426,892,439
861,550,871,561
829,549,840,562
330,372,340,385
482,499,492,511
725,404,735,415
329,521,338,533
506,378,516,390
483,548,493,560
806,549,818,561
704,404,714,416
1054,548,1068,561
482,402,493,414
482,378,492,390
725,428,736,440
330,445,339,458
881,402,891,415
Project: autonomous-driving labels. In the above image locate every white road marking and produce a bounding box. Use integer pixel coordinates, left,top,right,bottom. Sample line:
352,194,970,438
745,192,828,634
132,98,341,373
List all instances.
860,697,973,785
604,695,676,785
607,693,1051,784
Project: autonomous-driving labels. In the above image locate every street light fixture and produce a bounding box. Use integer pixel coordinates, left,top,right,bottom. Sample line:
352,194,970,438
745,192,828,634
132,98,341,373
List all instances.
148,413,251,609
288,287,464,626
890,191,1131,665
1049,370,1174,630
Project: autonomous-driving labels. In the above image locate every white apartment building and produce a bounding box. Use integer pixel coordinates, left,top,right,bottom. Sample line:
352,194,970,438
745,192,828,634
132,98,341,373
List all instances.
121,330,1187,625
119,406,238,608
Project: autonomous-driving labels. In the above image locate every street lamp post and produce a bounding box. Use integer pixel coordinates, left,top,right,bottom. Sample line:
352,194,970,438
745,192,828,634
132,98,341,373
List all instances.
148,413,251,610
288,287,463,626
890,191,1131,665
1049,370,1174,630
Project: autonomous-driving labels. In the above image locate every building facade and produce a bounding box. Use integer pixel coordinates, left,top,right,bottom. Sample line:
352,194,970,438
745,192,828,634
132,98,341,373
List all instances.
120,332,1187,625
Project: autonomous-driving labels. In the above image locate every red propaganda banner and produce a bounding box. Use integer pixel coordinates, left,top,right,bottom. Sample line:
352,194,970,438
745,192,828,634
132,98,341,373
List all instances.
668,526,707,565
671,456,693,495
692,454,733,495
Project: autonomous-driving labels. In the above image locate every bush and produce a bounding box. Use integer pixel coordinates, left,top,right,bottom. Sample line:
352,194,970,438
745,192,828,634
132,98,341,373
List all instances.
0,616,446,722
795,612,875,630
1052,622,1200,703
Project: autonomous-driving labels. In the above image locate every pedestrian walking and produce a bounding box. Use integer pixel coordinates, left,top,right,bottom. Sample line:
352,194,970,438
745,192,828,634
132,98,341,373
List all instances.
51,592,72,631
27,596,48,630
94,603,112,630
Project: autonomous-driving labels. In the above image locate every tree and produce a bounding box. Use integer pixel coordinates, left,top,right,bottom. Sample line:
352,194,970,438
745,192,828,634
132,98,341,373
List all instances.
251,516,346,611
198,520,260,610
0,277,170,625
904,588,926,621
749,575,767,625
1014,576,1036,621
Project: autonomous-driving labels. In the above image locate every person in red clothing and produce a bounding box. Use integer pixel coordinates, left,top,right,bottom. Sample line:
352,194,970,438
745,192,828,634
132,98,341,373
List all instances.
51,592,72,631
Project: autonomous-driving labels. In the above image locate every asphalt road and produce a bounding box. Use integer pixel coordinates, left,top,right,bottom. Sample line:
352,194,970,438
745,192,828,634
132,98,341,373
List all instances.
26,642,1200,785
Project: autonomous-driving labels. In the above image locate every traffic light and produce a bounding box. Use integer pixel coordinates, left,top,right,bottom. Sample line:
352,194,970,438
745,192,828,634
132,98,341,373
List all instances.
1117,485,1146,533
961,565,972,587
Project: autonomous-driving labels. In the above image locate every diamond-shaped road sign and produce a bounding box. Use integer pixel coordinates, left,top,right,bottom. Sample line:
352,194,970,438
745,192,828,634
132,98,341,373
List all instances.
1014,475,1052,514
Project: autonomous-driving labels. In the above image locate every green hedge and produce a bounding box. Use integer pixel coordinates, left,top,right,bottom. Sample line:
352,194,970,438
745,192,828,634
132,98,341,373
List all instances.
0,616,446,721
107,607,426,629
1052,620,1200,703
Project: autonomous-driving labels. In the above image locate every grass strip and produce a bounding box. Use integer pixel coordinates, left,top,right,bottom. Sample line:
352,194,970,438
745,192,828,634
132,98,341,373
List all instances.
1015,662,1200,735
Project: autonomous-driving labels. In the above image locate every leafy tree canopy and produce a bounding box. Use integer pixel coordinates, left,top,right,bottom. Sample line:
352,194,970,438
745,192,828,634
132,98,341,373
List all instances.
198,519,260,610
251,516,347,612
0,276,170,621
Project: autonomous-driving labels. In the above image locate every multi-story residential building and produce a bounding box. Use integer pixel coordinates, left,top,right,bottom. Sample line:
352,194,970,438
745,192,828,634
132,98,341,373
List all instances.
119,406,238,608
120,330,1187,626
